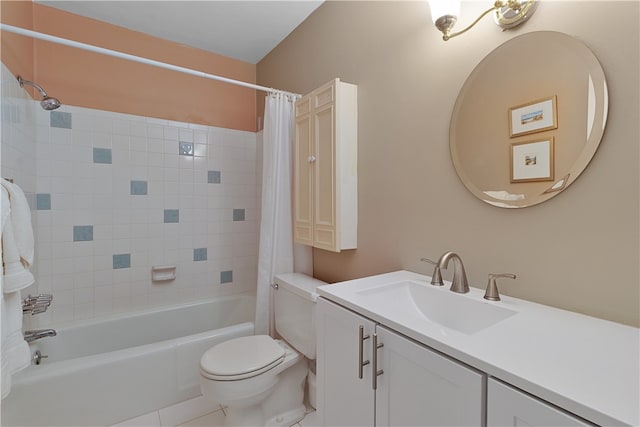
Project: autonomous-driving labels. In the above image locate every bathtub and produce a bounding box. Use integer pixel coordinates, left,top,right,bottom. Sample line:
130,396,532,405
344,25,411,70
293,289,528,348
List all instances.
1,294,255,426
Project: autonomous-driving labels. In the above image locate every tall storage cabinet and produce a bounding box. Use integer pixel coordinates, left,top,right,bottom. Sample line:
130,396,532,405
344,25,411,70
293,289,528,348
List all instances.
294,78,357,252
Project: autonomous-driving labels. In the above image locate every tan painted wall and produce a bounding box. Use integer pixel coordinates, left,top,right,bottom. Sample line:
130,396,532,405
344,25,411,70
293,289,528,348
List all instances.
1,1,34,85
257,1,640,326
2,2,257,131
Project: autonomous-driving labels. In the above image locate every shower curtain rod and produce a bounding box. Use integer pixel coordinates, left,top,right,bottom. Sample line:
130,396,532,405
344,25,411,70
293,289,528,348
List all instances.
0,24,300,98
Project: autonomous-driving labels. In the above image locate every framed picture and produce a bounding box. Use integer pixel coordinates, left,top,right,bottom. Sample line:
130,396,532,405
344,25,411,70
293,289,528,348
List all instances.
509,96,557,137
510,138,554,183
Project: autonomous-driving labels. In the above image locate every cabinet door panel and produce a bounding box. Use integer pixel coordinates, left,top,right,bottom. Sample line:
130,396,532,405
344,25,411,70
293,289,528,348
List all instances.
488,379,592,426
376,326,485,427
317,298,375,426
313,102,337,251
293,110,313,245
314,83,335,108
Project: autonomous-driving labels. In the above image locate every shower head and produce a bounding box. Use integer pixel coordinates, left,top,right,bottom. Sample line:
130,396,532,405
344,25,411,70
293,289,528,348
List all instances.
17,76,62,110
39,96,61,111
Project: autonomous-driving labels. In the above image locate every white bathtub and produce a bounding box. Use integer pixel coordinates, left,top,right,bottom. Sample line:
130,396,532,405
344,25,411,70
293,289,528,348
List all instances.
1,294,255,426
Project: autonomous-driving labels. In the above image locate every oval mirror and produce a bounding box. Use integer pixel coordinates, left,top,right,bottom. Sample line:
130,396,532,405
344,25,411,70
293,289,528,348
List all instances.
450,31,608,208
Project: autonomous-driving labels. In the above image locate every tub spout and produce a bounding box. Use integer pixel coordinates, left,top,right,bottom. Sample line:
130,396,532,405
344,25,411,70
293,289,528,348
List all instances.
24,329,57,343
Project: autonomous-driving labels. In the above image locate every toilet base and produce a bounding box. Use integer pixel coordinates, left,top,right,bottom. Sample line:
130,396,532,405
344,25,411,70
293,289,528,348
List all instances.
205,349,309,427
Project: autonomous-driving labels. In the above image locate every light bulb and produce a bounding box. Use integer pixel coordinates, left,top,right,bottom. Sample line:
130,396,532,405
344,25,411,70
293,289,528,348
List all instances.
428,0,461,24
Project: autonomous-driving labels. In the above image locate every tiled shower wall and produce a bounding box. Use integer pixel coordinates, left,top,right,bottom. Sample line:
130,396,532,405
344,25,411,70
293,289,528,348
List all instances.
2,63,259,327
1,64,37,207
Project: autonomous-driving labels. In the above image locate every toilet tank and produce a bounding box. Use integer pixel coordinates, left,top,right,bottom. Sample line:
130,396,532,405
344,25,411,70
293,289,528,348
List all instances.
274,273,327,360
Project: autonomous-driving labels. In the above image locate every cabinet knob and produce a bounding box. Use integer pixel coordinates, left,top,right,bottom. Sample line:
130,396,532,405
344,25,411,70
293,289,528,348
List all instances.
308,155,316,163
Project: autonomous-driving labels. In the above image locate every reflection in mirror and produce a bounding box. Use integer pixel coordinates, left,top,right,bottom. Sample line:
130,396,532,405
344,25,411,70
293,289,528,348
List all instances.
450,31,608,208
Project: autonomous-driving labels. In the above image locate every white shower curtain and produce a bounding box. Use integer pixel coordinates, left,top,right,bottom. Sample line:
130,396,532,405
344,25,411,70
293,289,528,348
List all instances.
255,92,297,336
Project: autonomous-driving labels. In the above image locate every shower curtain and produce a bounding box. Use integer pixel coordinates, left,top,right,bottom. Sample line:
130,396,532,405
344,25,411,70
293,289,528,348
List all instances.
255,92,296,336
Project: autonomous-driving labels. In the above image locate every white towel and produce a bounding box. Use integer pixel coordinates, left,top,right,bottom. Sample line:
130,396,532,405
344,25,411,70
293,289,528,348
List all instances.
1,291,31,400
1,178,34,267
1,184,34,293
1,179,35,399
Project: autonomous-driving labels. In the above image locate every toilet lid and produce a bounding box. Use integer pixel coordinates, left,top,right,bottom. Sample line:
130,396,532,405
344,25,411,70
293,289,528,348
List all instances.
200,335,285,381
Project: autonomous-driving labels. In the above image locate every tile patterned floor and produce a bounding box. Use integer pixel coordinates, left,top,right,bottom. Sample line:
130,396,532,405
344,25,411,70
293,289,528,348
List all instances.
110,395,319,427
180,407,319,427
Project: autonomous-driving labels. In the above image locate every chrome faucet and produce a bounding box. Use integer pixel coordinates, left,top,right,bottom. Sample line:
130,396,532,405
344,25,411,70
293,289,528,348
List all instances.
23,329,57,343
436,251,470,294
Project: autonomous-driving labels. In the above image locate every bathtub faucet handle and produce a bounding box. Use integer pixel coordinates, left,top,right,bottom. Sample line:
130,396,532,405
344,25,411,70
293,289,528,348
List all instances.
270,283,279,290
33,350,48,365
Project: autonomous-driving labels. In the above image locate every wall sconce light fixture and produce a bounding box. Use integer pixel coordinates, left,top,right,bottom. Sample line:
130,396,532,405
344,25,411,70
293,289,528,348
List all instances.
429,0,538,41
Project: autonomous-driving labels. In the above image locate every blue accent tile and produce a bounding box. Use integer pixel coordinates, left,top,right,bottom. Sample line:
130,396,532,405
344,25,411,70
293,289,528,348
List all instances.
73,225,93,242
233,209,245,222
93,148,112,164
164,209,179,223
193,248,207,262
36,193,51,210
130,180,148,195
208,170,221,184
179,142,194,156
220,270,233,284
113,253,131,269
50,111,72,129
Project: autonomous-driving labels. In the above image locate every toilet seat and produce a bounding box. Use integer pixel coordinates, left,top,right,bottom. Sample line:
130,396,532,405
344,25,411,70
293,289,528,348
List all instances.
200,335,286,381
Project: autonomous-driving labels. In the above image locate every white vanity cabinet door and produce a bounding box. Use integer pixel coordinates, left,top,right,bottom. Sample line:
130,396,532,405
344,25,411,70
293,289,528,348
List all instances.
487,378,593,426
316,298,375,426
375,325,485,427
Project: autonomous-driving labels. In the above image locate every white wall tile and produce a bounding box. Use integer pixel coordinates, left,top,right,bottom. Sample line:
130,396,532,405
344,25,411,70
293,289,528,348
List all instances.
178,127,193,142
94,270,113,287
2,69,258,326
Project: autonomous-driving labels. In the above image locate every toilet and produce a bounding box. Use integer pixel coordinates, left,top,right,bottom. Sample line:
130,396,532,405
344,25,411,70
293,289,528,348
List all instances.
200,273,326,427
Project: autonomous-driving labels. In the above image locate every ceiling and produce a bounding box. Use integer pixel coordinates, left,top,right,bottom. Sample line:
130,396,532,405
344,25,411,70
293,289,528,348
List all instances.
36,1,324,64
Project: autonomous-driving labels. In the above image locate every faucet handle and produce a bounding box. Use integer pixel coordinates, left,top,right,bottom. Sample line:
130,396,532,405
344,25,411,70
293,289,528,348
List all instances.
484,273,516,301
419,258,444,286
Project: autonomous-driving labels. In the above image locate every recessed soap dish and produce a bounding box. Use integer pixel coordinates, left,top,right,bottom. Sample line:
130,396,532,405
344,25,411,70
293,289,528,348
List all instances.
152,265,176,282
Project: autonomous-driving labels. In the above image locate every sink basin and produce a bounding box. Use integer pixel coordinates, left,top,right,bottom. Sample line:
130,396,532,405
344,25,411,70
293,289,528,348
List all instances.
357,281,517,334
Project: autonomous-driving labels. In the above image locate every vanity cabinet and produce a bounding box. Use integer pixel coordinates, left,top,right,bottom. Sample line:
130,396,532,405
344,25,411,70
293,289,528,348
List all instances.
376,325,485,426
316,298,485,426
487,379,592,427
316,297,375,426
294,78,357,252
316,270,638,426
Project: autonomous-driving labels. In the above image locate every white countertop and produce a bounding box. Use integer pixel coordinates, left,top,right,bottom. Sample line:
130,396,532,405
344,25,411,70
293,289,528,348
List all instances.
317,270,640,426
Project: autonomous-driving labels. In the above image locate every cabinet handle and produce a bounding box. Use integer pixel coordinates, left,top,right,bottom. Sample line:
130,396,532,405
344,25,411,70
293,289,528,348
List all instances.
308,155,316,163
372,333,384,390
358,325,370,379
